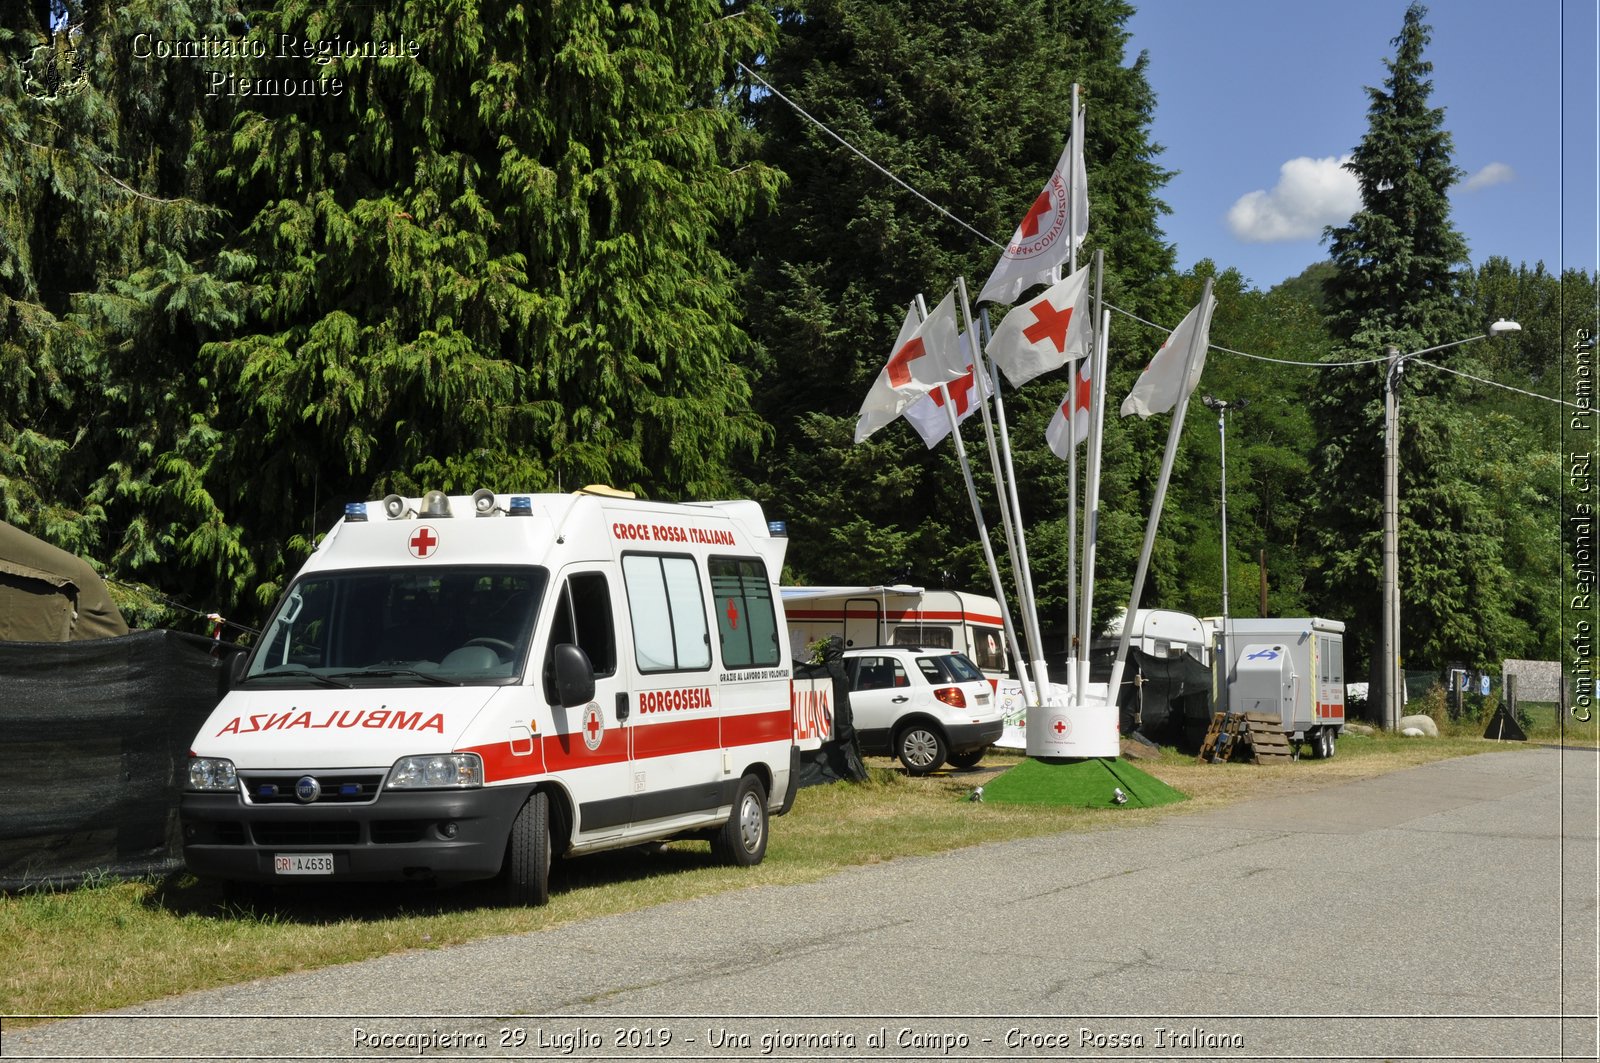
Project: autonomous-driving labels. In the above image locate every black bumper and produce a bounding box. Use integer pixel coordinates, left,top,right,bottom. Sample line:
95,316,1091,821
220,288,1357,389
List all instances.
181,785,531,885
946,718,1006,753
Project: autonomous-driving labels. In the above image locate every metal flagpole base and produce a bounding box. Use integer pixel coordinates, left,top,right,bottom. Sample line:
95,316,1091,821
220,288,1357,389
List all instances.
1025,683,1119,758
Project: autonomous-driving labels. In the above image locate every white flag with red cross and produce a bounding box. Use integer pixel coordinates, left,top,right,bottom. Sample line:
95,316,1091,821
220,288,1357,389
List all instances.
903,340,991,449
854,292,967,443
977,107,1089,307
1120,292,1217,418
983,263,1092,389
1045,357,1092,458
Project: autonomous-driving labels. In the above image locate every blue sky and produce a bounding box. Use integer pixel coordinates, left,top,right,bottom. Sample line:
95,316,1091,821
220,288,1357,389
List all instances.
1123,0,1597,290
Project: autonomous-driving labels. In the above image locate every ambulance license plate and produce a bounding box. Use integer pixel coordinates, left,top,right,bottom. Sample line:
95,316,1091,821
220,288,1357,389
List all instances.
274,853,334,875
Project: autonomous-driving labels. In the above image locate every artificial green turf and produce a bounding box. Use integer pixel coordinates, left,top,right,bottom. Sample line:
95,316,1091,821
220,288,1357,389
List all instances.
979,756,1188,808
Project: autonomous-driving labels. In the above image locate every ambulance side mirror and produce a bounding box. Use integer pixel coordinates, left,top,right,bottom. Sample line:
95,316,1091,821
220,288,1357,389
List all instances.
222,649,249,694
552,643,596,707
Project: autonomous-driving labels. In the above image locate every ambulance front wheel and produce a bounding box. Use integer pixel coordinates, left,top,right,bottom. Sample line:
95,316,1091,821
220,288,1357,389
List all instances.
713,775,768,867
500,790,551,906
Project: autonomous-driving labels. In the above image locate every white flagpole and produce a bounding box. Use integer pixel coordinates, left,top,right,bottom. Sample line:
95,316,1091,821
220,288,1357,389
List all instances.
921,294,1037,707
1063,88,1084,695
961,277,1049,707
1104,277,1217,711
1078,309,1111,701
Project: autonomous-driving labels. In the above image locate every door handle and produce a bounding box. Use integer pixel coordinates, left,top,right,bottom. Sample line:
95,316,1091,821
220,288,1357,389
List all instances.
891,695,909,703
616,692,630,722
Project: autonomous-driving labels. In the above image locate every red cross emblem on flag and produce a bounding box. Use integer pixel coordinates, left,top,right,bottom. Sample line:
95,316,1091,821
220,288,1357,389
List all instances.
582,704,604,751
885,337,928,388
409,525,440,559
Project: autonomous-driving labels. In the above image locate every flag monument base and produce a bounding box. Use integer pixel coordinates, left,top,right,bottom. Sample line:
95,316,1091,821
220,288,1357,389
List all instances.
1024,682,1118,758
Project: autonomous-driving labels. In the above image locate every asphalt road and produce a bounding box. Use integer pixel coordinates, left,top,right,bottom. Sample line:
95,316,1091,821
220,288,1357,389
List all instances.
3,746,1596,1062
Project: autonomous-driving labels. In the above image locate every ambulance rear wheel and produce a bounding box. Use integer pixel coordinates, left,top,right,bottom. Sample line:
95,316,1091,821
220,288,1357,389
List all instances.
712,775,768,867
897,724,947,775
501,790,551,906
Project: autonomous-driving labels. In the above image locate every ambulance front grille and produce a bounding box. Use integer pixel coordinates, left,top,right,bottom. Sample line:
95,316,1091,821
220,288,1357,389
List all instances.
250,821,360,846
238,771,386,805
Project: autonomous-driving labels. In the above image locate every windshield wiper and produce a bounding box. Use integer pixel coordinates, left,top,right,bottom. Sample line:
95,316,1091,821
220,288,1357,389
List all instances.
327,667,459,686
239,667,351,688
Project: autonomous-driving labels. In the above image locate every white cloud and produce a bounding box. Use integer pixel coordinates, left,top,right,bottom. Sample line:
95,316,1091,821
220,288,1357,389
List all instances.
1226,155,1361,243
1462,162,1515,192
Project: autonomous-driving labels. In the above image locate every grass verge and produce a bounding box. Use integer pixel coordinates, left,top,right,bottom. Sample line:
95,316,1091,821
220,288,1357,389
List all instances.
0,730,1552,1022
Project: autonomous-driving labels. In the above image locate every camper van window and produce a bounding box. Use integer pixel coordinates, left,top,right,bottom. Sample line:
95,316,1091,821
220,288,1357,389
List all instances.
893,625,952,649
971,627,1006,672
544,572,617,703
622,554,711,673
709,557,780,668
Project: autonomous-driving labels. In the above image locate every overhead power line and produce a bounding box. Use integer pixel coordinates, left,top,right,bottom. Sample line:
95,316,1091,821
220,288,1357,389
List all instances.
746,66,1575,411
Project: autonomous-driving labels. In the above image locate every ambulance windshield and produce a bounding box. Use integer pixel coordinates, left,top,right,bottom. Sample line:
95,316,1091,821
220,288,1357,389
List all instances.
245,566,547,686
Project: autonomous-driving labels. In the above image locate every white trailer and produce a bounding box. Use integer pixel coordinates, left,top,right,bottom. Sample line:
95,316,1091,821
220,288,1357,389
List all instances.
780,585,1010,679
1216,617,1347,758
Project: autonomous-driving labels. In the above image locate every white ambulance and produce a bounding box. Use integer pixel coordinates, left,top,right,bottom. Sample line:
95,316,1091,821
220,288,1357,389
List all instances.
181,488,814,905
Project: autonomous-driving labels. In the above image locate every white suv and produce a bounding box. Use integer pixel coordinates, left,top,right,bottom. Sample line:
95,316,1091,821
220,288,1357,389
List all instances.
842,647,1004,774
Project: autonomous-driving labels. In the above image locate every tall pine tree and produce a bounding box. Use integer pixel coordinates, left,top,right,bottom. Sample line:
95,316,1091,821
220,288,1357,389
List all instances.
734,0,1176,649
1308,3,1517,692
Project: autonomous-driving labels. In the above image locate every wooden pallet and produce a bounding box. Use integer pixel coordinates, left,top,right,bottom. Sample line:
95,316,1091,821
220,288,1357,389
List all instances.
1197,711,1296,764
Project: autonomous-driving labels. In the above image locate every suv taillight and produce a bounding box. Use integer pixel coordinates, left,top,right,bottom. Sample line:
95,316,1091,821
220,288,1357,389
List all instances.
933,686,966,708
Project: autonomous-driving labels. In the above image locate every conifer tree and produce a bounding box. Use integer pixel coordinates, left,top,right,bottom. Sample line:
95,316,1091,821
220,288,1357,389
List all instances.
1307,3,1516,687
735,0,1176,640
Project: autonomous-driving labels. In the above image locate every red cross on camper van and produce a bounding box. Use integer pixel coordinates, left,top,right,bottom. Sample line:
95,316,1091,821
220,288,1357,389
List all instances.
408,526,439,558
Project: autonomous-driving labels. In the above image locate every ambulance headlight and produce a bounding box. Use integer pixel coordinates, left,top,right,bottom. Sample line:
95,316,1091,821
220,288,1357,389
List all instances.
386,753,484,789
187,757,239,792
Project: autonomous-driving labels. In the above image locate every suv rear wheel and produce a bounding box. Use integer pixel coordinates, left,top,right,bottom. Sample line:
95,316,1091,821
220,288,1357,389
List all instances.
896,722,947,775
947,747,986,770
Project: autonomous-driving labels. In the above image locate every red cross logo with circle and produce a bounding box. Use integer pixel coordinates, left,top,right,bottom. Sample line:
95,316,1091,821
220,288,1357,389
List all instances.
582,704,604,751
1050,715,1071,740
409,525,440,559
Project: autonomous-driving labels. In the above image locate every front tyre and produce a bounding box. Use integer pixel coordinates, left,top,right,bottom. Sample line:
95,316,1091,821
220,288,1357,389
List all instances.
897,723,947,775
500,790,551,906
712,775,768,867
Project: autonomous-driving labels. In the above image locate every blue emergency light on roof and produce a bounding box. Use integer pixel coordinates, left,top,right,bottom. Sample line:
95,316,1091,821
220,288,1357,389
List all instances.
509,496,533,516
344,502,368,522
767,520,788,536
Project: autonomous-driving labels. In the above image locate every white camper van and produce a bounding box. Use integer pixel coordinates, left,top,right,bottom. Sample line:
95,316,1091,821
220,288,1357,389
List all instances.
182,488,821,905
782,585,1009,678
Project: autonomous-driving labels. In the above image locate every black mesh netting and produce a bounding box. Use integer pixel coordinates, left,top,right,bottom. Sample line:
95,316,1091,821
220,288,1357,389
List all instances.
0,630,244,890
1116,648,1216,751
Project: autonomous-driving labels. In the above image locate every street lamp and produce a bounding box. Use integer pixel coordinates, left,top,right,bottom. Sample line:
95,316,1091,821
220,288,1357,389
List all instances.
1380,319,1521,730
1202,395,1247,711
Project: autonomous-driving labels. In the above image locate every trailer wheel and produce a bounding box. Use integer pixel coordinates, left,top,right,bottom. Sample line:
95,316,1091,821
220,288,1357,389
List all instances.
500,790,551,906
712,774,768,867
1324,728,1337,759
1305,728,1324,759
897,723,947,775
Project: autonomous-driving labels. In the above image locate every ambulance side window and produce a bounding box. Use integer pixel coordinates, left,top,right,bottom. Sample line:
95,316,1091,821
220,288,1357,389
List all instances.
622,554,710,673
543,573,616,703
710,557,780,668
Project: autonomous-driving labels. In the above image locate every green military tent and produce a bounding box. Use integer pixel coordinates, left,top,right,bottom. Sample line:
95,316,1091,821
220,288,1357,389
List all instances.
0,521,128,641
